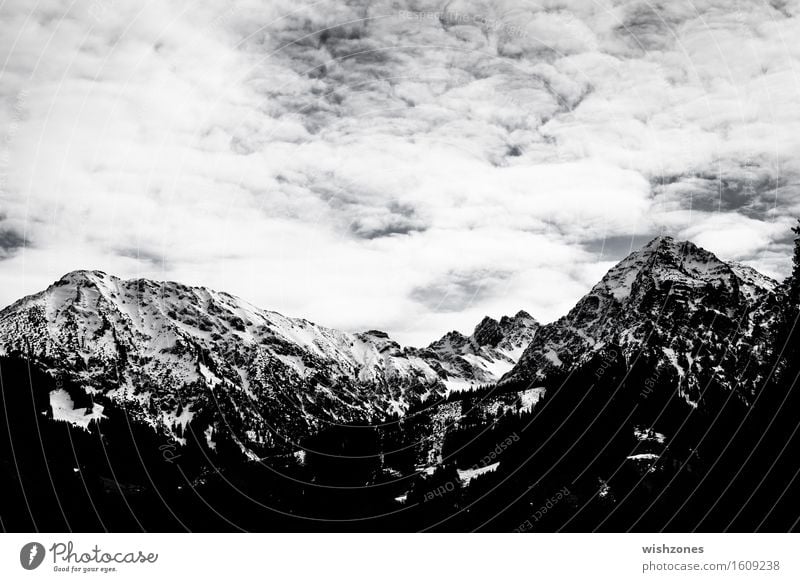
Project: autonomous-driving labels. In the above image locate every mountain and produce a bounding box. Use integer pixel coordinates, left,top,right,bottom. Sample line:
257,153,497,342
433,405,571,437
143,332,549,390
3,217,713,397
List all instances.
2,234,799,532
0,270,537,458
501,236,779,405
417,311,538,392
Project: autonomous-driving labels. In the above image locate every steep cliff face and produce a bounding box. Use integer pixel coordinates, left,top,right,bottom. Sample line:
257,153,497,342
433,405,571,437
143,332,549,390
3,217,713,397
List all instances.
501,237,779,406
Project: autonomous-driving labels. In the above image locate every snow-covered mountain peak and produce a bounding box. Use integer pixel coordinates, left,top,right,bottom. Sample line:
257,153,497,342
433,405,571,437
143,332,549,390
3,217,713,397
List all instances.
2,234,782,459
56,268,112,285
472,310,537,347
423,310,539,392
594,236,740,303
589,237,779,314
0,270,540,455
503,238,779,406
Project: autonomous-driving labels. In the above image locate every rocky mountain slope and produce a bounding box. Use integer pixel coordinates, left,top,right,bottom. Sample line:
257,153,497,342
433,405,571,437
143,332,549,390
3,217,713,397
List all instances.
0,270,537,457
0,236,781,461
415,310,538,392
501,236,779,406
1,234,797,532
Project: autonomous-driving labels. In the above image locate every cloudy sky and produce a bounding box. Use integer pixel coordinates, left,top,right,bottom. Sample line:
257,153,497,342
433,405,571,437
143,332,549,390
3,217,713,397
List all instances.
1,0,799,345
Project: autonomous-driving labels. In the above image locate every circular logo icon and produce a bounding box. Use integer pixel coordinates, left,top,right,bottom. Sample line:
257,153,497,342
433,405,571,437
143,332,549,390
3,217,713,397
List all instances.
20,542,45,570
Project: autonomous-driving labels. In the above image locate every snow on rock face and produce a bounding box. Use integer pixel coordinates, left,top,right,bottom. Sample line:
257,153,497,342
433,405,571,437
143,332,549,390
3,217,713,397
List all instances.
519,387,546,413
634,427,666,444
0,270,537,457
502,237,780,406
422,310,539,393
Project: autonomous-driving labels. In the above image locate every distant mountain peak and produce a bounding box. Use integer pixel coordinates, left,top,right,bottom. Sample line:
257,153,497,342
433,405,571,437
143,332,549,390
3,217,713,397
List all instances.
643,233,673,246
423,310,539,392
502,238,779,406
57,268,110,281
592,236,765,305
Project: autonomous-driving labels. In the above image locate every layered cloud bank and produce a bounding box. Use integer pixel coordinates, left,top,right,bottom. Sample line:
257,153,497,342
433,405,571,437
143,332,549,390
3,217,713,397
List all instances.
1,0,798,344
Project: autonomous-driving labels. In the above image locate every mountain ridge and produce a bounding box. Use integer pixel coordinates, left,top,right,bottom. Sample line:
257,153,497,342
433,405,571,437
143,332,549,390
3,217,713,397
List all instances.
2,234,799,532
0,236,783,459
0,268,539,457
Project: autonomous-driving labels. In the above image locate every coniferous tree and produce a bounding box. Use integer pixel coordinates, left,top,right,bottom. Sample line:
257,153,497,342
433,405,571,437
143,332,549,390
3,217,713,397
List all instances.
790,219,800,304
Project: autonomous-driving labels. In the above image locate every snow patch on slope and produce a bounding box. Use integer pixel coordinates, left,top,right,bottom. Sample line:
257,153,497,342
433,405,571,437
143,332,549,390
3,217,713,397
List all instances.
458,462,500,486
49,389,106,431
